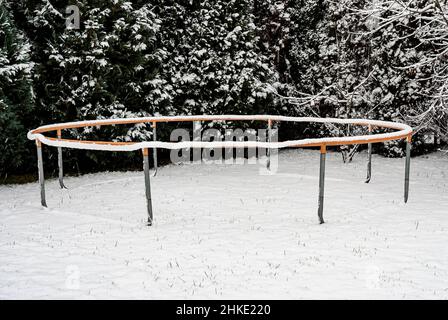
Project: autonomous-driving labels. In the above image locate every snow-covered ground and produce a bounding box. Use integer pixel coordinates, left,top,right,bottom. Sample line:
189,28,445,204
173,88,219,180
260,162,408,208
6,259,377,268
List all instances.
0,149,447,299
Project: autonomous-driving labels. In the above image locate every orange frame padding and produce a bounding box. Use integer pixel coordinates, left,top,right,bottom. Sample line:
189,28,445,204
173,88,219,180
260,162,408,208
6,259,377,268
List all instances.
28,115,413,151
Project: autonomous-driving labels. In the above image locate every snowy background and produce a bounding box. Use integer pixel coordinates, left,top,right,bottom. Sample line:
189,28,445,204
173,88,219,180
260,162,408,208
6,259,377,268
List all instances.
1,149,447,299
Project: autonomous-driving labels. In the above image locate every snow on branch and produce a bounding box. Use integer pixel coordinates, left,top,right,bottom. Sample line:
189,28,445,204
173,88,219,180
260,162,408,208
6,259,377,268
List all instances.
348,0,448,140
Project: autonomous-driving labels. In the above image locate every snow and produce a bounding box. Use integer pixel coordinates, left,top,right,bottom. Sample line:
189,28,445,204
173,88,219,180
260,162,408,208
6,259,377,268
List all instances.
1,149,447,299
0,63,34,77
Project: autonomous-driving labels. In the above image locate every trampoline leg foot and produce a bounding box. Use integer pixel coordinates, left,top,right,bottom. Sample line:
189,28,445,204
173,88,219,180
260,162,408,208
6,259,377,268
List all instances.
266,119,272,170
152,122,158,177
365,143,372,183
57,130,67,189
404,136,411,203
318,146,326,224
365,126,372,183
58,147,67,189
143,149,154,226
36,141,47,207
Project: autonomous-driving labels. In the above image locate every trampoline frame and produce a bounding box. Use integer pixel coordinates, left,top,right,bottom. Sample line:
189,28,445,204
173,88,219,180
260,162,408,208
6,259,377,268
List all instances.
27,115,413,225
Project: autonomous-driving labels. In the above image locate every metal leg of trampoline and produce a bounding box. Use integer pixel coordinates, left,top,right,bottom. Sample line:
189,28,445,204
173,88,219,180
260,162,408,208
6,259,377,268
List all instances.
318,145,326,224
143,149,154,226
152,122,158,177
404,136,411,203
365,125,372,183
267,119,272,170
193,121,202,163
36,141,47,207
57,130,67,189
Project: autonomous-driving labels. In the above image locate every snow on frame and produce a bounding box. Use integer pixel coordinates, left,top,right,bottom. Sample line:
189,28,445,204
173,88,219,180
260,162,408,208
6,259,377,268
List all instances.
27,115,413,152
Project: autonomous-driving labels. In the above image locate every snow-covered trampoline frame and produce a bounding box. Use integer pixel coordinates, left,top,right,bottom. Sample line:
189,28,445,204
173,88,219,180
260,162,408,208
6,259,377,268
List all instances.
27,115,413,225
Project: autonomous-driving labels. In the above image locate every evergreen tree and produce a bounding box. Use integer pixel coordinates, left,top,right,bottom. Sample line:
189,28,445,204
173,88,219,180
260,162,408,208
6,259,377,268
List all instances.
152,0,276,117
21,0,162,143
0,2,34,176
286,0,436,156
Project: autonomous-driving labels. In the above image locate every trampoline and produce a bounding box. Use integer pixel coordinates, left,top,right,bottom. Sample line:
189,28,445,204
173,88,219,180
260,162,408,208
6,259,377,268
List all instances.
27,115,413,225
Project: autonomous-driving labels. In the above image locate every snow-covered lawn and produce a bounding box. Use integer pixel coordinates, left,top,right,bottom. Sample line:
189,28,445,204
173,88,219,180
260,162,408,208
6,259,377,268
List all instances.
0,149,447,299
